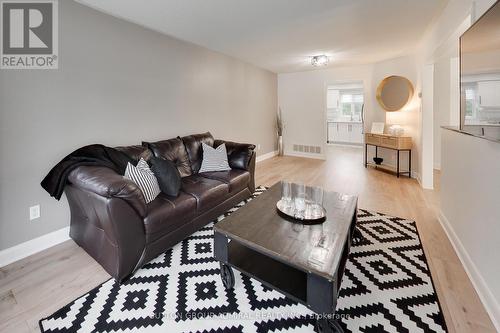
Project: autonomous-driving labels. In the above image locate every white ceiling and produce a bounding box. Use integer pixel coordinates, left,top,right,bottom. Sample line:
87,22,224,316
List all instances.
76,0,448,73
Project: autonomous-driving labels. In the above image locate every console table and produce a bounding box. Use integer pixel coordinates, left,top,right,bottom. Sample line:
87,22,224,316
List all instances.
364,133,412,178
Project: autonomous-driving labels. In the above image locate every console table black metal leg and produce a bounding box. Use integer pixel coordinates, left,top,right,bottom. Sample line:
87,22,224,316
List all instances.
397,150,400,178
409,150,411,178
365,144,371,168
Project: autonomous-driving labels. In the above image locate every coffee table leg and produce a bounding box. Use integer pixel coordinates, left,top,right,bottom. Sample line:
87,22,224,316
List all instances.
316,318,331,333
219,262,235,290
330,318,344,333
316,318,344,333
307,274,343,332
214,232,235,290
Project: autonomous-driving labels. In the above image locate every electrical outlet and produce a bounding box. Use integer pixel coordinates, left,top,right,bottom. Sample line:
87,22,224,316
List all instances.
257,144,261,151
29,205,40,221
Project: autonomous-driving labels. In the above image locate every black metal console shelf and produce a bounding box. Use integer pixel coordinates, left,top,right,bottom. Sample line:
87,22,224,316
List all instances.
364,143,411,178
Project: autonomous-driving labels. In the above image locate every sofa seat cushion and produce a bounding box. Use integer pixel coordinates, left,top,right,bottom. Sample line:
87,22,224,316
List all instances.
181,175,229,212
144,192,197,241
199,169,250,193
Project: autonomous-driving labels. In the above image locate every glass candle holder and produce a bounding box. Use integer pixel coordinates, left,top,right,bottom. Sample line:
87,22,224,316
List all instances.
306,186,323,205
280,181,293,210
292,182,306,218
306,185,324,218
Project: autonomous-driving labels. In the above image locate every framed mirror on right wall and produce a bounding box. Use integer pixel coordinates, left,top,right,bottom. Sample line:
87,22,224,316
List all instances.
460,0,500,141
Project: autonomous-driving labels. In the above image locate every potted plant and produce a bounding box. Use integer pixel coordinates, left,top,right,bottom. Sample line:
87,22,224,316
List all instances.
277,108,284,156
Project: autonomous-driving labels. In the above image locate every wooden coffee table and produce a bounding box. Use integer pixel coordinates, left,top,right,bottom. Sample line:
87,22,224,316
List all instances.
214,183,358,333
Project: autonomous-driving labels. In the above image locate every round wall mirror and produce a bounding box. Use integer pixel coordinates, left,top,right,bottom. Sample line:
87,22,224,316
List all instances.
376,76,414,112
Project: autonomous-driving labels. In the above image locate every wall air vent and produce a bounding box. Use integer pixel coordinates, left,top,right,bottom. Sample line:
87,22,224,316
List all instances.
293,144,321,154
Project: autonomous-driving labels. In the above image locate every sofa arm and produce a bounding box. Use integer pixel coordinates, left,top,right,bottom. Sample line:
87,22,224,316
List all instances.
214,139,256,170
65,184,146,281
247,150,256,194
68,166,147,217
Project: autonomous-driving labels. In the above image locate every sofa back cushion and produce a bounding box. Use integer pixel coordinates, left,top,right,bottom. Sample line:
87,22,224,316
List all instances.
181,132,215,174
115,145,152,162
143,138,192,177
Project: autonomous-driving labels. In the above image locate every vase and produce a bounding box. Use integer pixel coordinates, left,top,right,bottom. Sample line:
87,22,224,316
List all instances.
278,136,284,156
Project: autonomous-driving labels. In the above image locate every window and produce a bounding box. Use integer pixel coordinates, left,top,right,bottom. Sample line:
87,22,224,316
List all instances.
340,92,364,120
464,85,478,120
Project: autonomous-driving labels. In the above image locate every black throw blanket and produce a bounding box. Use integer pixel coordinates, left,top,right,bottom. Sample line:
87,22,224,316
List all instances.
41,144,133,200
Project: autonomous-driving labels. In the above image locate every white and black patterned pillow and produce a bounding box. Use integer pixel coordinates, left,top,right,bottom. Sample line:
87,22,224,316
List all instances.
198,143,231,173
124,158,161,203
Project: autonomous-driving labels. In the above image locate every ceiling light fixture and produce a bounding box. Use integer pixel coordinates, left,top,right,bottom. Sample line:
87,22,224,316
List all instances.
311,55,329,67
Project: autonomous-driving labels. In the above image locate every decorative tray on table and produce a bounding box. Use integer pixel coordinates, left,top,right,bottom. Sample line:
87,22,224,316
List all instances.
276,182,327,225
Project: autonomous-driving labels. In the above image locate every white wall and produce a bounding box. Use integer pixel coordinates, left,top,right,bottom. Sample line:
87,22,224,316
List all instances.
278,56,420,175
433,57,451,170
450,57,460,127
417,0,498,174
420,64,434,189
440,129,500,330
377,56,420,176
419,0,500,329
0,0,277,251
278,65,375,159
415,1,474,184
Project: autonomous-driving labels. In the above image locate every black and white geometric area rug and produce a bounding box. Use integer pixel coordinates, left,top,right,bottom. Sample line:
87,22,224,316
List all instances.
40,187,447,333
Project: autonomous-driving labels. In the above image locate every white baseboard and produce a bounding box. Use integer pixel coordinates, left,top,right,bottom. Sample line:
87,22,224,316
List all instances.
284,151,326,160
438,211,500,331
0,226,70,268
256,150,278,163
412,171,420,182
326,143,363,149
411,171,432,189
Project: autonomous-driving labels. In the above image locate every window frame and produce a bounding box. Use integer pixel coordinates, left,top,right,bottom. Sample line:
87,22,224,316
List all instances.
463,83,479,120
339,90,364,119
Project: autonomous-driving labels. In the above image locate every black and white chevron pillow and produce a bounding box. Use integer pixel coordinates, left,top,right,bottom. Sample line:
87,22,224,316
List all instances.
124,158,161,203
199,143,231,172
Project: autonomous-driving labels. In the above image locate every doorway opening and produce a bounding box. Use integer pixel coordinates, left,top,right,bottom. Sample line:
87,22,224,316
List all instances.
326,82,365,146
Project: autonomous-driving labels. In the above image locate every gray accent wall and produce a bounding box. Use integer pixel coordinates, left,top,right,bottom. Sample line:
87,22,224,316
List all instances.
0,0,277,250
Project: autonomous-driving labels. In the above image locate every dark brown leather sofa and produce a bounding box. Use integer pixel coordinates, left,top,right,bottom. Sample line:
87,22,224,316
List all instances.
65,132,255,281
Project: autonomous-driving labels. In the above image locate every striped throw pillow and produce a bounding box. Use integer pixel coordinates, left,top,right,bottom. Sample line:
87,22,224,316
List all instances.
198,143,231,173
124,158,161,203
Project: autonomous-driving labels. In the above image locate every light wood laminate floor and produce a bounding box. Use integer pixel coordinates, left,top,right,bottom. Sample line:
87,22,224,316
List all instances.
0,145,495,332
